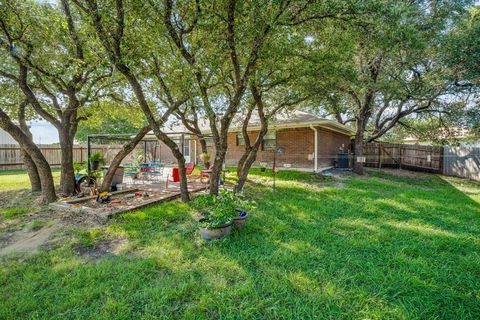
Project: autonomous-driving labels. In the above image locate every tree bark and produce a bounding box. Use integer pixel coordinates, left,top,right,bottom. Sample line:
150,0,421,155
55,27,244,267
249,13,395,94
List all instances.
235,146,261,192
18,102,41,192
209,148,226,196
0,108,57,203
22,150,41,192
353,120,366,175
58,126,76,196
101,124,151,191
235,86,268,192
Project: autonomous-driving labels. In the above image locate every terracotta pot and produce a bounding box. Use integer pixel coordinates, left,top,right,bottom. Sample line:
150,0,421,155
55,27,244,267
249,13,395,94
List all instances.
199,219,233,240
233,210,248,229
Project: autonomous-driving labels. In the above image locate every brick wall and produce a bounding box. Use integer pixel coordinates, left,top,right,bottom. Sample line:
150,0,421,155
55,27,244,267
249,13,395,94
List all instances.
192,126,351,170
317,127,351,168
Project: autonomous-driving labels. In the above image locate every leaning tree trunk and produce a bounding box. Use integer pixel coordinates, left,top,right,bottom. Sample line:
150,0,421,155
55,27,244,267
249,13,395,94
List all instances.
235,126,268,192
236,149,250,179
101,125,151,191
209,146,227,196
0,109,56,203
58,127,76,196
18,101,41,192
235,147,260,193
22,150,41,192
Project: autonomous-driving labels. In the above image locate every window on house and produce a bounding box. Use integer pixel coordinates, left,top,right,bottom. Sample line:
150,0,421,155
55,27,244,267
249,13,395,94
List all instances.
262,131,276,151
236,132,245,146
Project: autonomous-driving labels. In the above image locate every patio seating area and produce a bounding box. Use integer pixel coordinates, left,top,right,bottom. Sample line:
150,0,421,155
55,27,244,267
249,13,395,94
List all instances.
119,162,212,191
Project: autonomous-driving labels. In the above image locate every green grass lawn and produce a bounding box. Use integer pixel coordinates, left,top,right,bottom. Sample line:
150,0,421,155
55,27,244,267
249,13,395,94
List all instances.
0,168,60,191
1,169,480,319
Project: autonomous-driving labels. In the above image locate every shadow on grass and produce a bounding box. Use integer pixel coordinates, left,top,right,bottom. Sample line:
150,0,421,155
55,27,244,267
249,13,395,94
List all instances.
1,170,480,319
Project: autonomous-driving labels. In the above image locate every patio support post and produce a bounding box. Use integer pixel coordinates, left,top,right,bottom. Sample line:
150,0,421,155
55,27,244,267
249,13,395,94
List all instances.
310,125,318,172
144,140,147,162
180,134,184,157
87,135,91,174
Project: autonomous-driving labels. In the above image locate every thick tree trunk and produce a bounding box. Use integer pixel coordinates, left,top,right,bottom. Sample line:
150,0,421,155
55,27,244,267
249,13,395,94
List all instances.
235,147,259,193
235,127,268,192
58,128,76,196
18,103,41,192
22,150,41,192
236,150,250,178
353,123,365,175
177,156,189,202
0,109,56,203
101,125,151,191
209,148,226,196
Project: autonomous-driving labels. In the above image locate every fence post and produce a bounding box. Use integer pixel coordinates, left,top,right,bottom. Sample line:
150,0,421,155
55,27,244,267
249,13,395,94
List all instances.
399,145,402,170
439,146,444,174
378,144,381,168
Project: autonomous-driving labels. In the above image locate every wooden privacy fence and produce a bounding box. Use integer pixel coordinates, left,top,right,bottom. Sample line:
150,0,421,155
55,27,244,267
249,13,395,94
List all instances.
443,146,480,181
364,143,443,173
0,144,124,170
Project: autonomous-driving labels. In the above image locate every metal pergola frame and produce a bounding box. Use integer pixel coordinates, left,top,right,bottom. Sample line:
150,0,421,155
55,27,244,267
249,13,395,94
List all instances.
86,132,211,174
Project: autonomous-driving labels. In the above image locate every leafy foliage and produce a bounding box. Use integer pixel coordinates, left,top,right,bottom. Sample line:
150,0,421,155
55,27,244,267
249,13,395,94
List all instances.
193,190,253,229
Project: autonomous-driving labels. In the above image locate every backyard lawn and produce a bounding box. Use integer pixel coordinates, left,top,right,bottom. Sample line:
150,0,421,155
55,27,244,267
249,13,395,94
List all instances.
0,168,60,192
1,169,480,319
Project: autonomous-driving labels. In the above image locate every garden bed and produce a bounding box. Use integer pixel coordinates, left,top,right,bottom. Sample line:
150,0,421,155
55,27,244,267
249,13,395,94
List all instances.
51,186,209,220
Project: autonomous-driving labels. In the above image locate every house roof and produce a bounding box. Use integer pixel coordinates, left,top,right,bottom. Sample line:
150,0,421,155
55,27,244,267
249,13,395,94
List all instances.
144,110,353,140
228,110,353,135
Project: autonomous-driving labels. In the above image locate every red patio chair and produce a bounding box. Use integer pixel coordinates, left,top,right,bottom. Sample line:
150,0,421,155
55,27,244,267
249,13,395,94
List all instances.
185,162,195,176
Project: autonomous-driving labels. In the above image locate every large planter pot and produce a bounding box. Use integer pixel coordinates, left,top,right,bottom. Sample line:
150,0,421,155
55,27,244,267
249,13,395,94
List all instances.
233,210,248,229
199,219,233,240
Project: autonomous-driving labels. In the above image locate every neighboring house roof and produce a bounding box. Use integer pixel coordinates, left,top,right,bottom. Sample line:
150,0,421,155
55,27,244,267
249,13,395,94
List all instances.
403,127,479,146
0,128,18,145
145,110,353,140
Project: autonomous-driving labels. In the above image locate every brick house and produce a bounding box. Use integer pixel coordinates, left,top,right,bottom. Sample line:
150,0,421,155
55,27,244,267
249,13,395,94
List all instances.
147,111,353,172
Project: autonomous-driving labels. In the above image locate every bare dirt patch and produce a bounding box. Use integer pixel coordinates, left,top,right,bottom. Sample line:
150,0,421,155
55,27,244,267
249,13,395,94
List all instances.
0,225,58,257
75,238,128,261
373,168,435,179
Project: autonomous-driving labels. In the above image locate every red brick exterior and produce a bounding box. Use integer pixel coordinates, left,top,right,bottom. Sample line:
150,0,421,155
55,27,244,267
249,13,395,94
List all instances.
191,126,351,170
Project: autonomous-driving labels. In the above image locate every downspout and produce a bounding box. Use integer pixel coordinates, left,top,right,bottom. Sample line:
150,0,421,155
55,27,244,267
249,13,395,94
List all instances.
310,125,318,172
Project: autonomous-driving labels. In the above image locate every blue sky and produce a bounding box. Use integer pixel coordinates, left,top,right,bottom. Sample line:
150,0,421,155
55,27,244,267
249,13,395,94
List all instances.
29,120,59,144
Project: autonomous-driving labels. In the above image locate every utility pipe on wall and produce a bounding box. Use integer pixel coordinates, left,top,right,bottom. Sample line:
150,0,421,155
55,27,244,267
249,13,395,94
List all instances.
310,125,318,172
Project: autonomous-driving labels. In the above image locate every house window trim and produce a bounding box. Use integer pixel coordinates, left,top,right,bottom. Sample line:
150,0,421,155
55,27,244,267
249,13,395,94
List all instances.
262,130,276,151
236,132,245,146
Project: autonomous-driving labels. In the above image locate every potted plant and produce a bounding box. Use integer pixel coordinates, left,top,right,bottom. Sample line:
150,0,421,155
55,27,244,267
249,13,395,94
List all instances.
233,209,249,229
89,152,106,171
194,190,252,239
198,190,237,240
232,193,253,229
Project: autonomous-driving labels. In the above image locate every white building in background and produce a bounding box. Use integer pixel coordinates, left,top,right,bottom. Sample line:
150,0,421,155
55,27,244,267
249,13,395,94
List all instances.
0,128,17,145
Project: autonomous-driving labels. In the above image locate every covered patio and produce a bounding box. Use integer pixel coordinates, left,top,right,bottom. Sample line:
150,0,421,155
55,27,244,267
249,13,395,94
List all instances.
85,132,207,193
